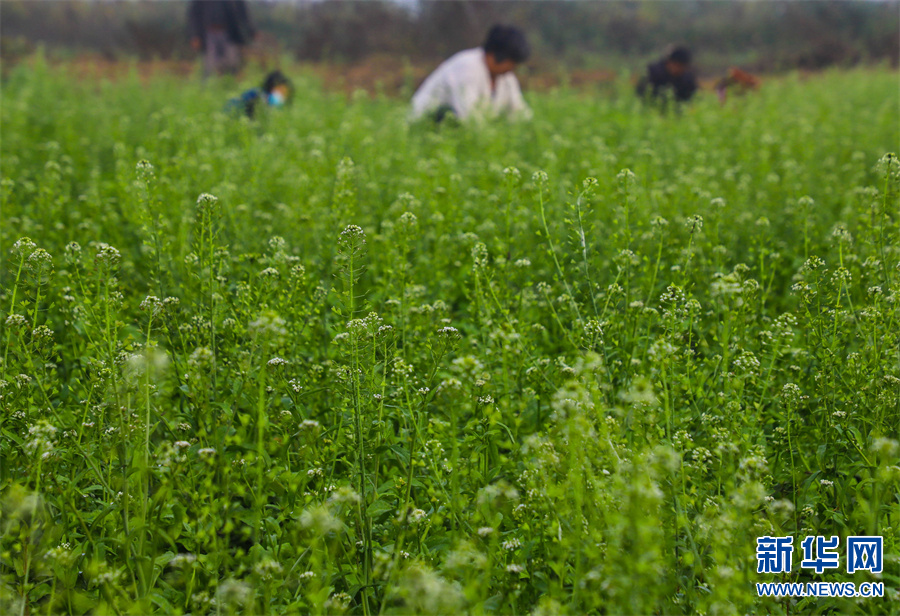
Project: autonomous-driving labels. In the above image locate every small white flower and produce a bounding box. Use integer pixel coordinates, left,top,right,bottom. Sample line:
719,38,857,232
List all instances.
169,553,197,568
300,419,320,431
253,558,284,580
5,314,26,328
502,538,521,551
409,509,427,522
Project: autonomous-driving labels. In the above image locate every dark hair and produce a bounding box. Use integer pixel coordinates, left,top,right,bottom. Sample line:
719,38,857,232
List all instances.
667,46,692,66
262,70,292,95
483,25,530,64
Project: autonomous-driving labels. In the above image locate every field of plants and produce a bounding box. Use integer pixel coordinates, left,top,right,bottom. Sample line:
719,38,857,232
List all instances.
1,59,898,615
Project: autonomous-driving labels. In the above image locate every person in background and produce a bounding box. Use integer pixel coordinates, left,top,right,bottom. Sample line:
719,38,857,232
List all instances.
411,25,532,123
636,46,698,108
188,0,255,77
226,70,293,119
715,67,761,105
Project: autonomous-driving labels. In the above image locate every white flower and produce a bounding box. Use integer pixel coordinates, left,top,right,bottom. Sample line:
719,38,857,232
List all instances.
196,192,218,210
136,159,155,178
140,295,163,315
437,326,460,338
25,420,58,456
188,347,214,368
502,538,521,551
410,509,427,522
249,311,288,341
216,578,250,606
300,420,320,431
328,486,361,504
871,438,899,458
12,237,38,257
5,314,26,328
93,243,120,268
254,558,283,580
169,553,197,568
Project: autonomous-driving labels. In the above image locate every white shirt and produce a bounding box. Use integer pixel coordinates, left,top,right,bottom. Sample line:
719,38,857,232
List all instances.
410,48,531,121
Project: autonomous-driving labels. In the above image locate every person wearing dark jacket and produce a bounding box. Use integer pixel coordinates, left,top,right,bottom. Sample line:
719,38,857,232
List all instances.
636,46,698,108
188,0,255,76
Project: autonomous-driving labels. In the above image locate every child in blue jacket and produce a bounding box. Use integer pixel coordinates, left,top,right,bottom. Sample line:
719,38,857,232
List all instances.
227,70,293,119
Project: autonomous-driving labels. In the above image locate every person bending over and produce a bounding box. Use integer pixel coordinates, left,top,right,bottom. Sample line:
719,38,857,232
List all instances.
411,25,532,123
715,67,761,105
636,46,698,109
226,71,293,119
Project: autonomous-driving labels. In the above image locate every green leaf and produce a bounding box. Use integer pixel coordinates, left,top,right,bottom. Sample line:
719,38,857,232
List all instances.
366,499,394,520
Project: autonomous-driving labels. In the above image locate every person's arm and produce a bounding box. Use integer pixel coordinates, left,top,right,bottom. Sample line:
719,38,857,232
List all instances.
675,73,698,102
446,74,475,120
501,75,532,120
411,71,443,120
636,75,649,98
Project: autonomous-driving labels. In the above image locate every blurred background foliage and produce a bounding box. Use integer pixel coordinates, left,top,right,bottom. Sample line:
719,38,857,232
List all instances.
1,0,898,78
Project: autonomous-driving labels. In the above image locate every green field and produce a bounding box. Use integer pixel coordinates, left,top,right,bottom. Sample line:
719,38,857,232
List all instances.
1,60,898,615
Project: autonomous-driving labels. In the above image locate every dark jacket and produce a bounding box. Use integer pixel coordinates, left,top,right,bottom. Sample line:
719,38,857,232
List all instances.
188,0,255,47
636,60,698,104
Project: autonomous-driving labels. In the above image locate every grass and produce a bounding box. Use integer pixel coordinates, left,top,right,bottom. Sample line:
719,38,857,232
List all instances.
1,57,899,615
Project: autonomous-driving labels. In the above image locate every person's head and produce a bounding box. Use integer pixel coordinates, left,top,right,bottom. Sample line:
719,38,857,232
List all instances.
262,70,293,106
483,25,530,77
664,46,692,77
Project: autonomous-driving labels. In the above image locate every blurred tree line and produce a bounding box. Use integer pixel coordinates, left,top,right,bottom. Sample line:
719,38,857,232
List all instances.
1,0,897,74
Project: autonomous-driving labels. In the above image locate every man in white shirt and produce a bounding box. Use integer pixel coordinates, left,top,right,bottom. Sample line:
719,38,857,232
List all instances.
411,25,532,122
